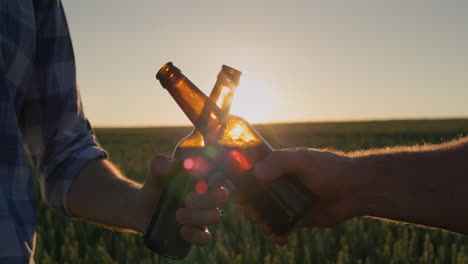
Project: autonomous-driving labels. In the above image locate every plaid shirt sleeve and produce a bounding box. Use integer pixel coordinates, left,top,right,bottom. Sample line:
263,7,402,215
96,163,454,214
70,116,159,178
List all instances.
21,0,107,217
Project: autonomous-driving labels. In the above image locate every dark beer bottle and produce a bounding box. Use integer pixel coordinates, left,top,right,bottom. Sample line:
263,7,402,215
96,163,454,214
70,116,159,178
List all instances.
156,62,316,236
144,64,241,259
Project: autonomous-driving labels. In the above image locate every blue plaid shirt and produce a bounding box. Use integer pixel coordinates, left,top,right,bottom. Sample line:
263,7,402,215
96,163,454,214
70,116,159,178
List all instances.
0,1,107,262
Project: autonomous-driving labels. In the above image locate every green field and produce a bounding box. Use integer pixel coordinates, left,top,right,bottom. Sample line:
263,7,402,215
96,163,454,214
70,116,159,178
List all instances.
34,119,468,263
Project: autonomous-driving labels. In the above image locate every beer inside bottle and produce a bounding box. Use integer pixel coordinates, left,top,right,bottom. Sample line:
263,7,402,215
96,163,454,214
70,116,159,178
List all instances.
156,62,316,235
143,64,241,259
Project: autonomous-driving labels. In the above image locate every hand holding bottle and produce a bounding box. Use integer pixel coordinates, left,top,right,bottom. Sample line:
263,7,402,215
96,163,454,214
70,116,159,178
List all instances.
242,138,468,241
237,148,364,245
144,64,241,259
141,154,229,246
176,186,229,245
157,62,316,237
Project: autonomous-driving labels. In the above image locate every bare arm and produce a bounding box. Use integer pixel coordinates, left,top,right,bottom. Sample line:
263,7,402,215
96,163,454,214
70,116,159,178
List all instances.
67,157,146,233
242,138,468,244
68,154,228,245
352,137,468,234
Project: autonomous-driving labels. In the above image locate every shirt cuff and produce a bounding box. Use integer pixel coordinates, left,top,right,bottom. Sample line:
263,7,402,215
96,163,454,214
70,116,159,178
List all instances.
44,144,108,217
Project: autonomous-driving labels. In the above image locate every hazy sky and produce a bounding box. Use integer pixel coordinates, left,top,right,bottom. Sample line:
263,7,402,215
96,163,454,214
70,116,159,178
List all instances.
62,0,468,127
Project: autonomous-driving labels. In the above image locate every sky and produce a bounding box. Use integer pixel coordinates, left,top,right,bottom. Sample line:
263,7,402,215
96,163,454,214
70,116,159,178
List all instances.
62,0,468,127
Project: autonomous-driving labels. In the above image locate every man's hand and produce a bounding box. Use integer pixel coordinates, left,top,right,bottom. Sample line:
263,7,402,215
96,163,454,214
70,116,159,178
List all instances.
138,154,229,246
69,154,228,247
237,148,364,245
238,138,468,244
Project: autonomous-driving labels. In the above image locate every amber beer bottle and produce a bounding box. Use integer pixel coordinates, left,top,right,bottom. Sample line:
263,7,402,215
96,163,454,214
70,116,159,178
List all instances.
156,62,315,236
143,65,241,259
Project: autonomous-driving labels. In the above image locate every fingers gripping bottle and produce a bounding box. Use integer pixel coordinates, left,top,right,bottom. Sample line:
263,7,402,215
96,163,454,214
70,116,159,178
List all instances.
144,65,241,259
156,62,316,237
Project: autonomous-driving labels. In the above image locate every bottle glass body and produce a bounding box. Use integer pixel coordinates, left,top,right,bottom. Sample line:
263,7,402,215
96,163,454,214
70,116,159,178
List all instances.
144,64,241,259
156,62,315,236
212,116,315,234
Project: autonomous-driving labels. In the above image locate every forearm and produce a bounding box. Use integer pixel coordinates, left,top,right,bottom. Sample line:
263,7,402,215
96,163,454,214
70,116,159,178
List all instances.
67,154,229,247
352,138,468,234
68,157,148,234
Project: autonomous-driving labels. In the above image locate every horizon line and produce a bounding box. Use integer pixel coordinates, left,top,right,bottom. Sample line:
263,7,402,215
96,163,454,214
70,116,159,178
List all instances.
93,116,468,129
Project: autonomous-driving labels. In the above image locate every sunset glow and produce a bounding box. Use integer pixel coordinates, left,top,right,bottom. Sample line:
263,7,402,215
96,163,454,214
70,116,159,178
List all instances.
64,0,468,127
221,119,260,146
230,75,278,124
216,86,231,108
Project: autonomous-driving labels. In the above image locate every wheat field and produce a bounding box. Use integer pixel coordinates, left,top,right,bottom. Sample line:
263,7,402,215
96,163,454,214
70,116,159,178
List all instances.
34,119,468,263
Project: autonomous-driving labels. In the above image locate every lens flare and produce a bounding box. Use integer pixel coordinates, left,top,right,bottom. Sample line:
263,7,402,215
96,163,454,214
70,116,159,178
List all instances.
229,150,253,171
195,181,208,194
185,155,212,179
183,158,194,170
205,145,219,159
228,123,244,139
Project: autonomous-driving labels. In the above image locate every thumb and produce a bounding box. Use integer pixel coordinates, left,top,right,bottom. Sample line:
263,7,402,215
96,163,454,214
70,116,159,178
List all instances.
147,153,177,189
253,149,304,183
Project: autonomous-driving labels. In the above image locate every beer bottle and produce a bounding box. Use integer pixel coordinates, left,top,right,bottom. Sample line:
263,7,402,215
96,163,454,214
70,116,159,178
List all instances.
144,64,241,259
156,62,315,236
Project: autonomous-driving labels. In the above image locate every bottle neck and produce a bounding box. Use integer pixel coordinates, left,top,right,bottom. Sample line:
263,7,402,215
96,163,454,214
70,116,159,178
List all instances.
209,65,241,114
157,63,227,137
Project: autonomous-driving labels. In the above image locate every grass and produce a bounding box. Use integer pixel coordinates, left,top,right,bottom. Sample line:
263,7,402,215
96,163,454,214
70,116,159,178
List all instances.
34,119,468,263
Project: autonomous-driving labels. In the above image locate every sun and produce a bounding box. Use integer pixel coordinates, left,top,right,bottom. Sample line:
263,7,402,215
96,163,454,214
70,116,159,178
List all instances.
229,74,278,124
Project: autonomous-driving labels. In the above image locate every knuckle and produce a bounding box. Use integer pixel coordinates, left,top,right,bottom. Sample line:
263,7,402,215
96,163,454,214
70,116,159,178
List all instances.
152,153,169,163
180,226,194,242
210,210,221,224
181,226,211,246
150,154,165,170
149,155,168,175
201,234,212,246
216,187,229,206
198,210,219,225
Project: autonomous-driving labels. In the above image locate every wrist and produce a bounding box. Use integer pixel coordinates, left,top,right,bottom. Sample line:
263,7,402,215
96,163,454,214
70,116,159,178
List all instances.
131,183,163,234
347,155,379,217
129,187,152,234
111,183,148,234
